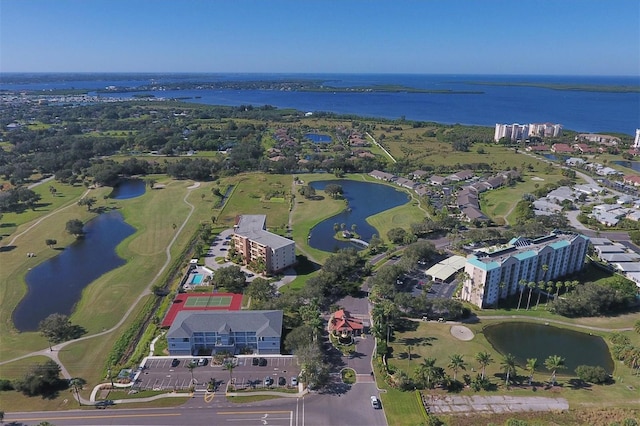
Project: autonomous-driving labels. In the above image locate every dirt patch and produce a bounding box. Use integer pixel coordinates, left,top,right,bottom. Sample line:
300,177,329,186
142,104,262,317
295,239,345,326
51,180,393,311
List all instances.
450,325,474,341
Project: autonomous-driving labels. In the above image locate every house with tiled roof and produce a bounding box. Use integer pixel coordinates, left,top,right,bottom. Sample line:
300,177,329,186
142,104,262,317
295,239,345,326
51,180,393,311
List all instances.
623,175,640,186
369,170,396,181
329,309,364,337
551,143,574,154
430,175,448,186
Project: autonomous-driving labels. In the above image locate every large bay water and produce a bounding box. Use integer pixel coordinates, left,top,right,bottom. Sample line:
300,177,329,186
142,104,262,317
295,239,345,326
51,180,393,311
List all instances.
308,180,409,252
13,211,135,331
1,73,637,134
483,322,614,373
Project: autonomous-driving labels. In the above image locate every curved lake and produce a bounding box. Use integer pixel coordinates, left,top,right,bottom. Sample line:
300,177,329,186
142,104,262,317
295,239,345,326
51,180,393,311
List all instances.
484,322,614,373
308,180,410,252
13,211,136,331
110,179,146,199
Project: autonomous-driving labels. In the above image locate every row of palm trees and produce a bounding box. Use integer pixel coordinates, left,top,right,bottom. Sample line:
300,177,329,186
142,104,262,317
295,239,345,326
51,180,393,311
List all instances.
412,351,566,390
515,279,580,311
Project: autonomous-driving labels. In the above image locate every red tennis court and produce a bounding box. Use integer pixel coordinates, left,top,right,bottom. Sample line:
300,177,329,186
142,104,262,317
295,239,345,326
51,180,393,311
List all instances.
161,292,242,327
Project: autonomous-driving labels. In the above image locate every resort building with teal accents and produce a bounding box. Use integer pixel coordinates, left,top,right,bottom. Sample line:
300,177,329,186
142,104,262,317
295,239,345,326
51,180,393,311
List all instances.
461,232,589,308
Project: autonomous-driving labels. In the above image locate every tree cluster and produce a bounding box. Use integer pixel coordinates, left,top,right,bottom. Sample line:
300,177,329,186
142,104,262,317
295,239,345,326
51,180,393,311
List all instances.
38,313,86,344
302,248,364,307
13,360,67,397
550,279,637,317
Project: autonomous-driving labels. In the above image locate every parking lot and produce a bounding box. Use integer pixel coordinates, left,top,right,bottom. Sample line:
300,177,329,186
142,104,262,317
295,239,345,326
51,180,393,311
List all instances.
136,356,300,391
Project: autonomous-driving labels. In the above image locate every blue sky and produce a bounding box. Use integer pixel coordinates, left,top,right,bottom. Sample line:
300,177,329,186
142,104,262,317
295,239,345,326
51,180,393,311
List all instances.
1,0,639,75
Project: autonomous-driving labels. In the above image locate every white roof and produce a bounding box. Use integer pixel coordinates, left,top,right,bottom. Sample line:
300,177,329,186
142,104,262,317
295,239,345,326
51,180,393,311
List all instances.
425,255,467,282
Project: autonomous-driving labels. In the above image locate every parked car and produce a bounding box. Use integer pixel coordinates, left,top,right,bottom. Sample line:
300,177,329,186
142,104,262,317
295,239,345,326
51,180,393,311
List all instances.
264,376,273,386
278,376,286,386
95,400,114,409
258,357,267,366
197,358,207,366
252,357,259,366
290,376,298,387
370,395,381,409
171,358,180,367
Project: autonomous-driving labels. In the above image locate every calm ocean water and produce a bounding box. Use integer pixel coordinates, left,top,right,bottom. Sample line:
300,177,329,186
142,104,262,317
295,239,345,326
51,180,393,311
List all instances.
1,73,638,134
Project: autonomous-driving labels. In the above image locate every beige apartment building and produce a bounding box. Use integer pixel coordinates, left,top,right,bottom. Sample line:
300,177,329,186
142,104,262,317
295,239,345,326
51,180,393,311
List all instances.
232,215,296,274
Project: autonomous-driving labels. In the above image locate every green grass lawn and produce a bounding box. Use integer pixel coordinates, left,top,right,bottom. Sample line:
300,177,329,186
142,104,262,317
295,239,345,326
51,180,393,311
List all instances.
216,173,292,233
480,172,568,224
0,181,90,240
386,319,640,414
0,177,218,385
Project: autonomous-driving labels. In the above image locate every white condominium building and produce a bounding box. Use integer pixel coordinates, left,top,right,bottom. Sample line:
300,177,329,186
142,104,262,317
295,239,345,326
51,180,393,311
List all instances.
494,122,562,142
494,123,529,142
633,129,640,149
461,232,589,308
529,122,563,138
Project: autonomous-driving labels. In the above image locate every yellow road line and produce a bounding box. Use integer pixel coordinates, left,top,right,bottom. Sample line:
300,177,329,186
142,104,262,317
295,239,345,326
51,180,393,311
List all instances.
204,391,216,402
12,413,181,421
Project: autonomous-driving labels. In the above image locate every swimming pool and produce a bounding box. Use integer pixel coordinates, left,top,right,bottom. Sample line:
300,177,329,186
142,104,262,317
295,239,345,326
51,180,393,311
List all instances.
190,274,204,285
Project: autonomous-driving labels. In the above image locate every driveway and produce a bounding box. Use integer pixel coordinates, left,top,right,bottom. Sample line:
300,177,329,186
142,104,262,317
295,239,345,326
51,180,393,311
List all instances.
203,229,296,289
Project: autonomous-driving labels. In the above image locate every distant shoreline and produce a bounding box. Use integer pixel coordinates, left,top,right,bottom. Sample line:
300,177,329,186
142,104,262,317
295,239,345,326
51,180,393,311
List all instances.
464,81,640,93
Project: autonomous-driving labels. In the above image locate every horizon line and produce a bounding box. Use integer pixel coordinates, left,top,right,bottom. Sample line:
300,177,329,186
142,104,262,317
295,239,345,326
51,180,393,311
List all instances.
0,71,638,78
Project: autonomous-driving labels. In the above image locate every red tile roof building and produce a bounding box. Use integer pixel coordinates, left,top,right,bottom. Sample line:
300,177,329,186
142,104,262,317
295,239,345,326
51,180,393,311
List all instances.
328,309,364,337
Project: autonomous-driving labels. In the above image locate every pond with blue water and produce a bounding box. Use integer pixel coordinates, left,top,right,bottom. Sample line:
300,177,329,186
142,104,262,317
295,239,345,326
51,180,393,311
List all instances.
13,211,136,331
613,160,640,172
483,322,614,373
110,178,146,199
305,133,332,143
308,180,410,252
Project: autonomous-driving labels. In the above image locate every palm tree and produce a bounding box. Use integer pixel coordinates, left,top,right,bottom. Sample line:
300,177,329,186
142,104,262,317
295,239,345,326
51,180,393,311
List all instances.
516,279,527,310
415,357,438,389
525,281,535,310
500,353,517,386
534,281,545,309
407,345,413,361
554,281,564,300
634,319,640,335
525,358,538,385
497,281,506,307
475,351,493,380
544,355,565,386
223,361,235,383
545,282,554,307
69,378,84,407
448,354,466,382
186,361,196,384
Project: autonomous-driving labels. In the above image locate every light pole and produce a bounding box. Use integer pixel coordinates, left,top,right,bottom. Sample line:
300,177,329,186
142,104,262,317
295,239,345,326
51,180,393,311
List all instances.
107,367,114,387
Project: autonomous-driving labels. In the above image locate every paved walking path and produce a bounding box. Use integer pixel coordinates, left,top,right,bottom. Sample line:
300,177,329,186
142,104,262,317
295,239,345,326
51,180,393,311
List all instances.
366,132,396,163
0,181,201,405
472,315,634,332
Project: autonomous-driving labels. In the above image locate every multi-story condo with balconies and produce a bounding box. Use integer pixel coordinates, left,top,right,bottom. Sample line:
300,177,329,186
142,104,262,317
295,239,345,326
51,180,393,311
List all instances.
494,123,529,142
231,214,296,274
461,232,589,308
167,310,283,355
528,122,563,138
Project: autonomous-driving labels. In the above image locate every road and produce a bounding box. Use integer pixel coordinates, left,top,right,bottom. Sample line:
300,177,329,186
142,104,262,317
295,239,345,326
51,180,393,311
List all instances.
4,385,387,426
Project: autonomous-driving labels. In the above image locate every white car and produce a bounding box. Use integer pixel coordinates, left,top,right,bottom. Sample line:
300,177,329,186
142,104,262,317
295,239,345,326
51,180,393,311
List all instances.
370,395,381,409
291,377,298,387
